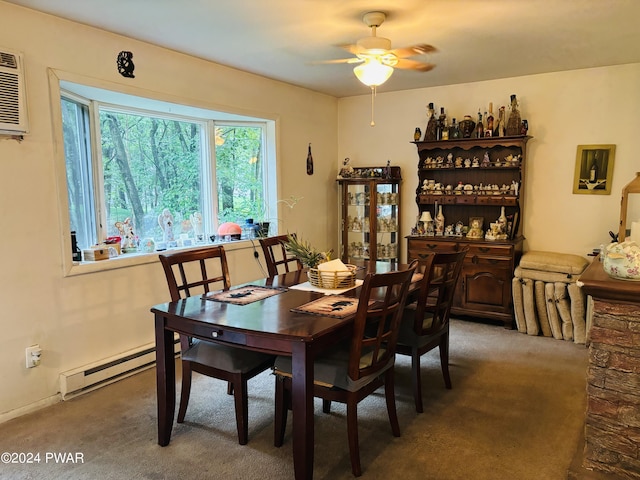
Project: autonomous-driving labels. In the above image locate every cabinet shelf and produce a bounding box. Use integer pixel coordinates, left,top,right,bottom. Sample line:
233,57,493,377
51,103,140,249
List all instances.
413,135,531,151
419,166,520,172
418,194,518,206
409,135,531,328
338,168,401,263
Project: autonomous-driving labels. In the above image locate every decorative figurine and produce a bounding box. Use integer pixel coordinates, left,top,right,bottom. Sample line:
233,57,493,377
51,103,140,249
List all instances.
466,218,484,238
446,153,454,168
414,127,422,142
191,212,203,241
339,157,354,178
424,103,437,141
481,151,491,168
115,217,137,251
158,208,175,243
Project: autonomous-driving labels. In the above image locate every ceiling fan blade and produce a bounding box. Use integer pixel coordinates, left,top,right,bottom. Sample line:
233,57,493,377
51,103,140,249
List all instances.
337,43,365,55
309,57,364,65
390,44,437,58
394,58,436,72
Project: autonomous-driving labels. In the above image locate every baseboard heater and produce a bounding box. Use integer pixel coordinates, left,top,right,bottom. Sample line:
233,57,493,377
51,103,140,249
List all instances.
59,336,180,400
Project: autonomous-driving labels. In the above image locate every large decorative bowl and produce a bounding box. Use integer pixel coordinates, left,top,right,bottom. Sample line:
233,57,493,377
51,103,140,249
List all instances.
602,241,640,281
308,264,358,289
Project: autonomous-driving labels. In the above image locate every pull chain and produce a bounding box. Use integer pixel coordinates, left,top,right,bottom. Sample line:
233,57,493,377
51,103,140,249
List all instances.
370,86,377,127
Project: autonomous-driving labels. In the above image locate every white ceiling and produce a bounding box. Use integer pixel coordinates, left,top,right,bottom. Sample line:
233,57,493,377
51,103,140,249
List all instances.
5,0,640,98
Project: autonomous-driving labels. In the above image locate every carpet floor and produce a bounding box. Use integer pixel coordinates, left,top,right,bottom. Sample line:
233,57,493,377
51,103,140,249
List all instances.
0,319,590,480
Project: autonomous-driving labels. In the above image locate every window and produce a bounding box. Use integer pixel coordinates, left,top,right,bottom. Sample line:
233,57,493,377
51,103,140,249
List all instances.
59,82,276,253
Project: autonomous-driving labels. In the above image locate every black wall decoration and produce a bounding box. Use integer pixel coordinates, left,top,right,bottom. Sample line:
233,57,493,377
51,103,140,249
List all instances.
306,143,314,175
117,51,135,78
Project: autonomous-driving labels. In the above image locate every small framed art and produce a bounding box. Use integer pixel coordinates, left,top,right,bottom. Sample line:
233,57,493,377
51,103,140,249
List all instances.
573,144,616,195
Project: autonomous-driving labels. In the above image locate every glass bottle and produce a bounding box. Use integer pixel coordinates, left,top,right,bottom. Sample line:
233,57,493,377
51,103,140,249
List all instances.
449,118,460,139
485,103,494,137
589,154,599,182
475,111,484,138
506,94,521,136
436,107,446,141
71,231,82,262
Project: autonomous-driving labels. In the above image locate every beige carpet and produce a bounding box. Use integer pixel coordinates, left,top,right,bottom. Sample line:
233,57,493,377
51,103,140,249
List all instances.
0,319,590,480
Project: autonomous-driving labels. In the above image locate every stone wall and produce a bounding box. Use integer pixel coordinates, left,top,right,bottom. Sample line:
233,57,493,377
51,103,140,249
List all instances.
584,300,640,479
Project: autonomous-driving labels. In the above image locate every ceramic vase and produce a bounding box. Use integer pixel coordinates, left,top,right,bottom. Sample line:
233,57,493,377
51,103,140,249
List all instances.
435,206,445,236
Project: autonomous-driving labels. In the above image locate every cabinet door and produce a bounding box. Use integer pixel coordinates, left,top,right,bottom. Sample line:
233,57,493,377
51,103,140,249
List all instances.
343,182,373,261
456,263,512,316
374,182,400,261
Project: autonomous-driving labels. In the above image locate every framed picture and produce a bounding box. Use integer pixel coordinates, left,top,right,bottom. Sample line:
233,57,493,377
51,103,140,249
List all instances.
573,144,616,194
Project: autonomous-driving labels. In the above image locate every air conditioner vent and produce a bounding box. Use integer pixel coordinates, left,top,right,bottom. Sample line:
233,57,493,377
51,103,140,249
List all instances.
0,72,20,125
0,48,28,135
0,52,17,69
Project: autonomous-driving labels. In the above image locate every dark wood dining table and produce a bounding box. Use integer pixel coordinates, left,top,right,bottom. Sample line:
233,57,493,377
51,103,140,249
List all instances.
151,262,412,480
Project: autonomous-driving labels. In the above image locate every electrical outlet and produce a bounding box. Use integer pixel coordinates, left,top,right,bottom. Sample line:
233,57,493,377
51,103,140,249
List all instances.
26,344,42,368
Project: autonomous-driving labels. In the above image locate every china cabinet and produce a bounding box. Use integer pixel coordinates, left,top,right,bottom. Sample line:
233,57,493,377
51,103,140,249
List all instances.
407,136,531,327
338,167,401,264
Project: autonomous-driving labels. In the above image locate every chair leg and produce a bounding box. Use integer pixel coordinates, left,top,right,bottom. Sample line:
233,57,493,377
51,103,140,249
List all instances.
384,368,401,438
227,381,234,395
273,375,288,447
439,330,452,389
411,350,424,413
346,396,362,477
322,399,331,413
233,376,249,445
177,360,193,423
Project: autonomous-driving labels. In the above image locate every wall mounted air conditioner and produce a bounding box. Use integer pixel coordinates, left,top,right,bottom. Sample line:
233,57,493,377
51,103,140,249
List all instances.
0,48,28,135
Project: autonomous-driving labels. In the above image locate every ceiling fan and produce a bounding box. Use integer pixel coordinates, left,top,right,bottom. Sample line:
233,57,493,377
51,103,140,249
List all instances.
315,11,437,87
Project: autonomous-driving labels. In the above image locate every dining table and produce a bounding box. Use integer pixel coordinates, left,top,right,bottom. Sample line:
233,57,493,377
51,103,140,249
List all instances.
151,261,415,480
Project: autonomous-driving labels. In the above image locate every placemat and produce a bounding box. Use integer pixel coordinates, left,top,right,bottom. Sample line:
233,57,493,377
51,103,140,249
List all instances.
291,295,367,319
204,285,286,305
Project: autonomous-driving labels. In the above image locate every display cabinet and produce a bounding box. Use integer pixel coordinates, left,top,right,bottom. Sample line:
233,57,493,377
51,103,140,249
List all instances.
408,136,531,327
338,166,401,264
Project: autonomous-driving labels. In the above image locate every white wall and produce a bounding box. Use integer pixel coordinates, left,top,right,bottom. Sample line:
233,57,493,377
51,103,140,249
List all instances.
0,2,338,419
2,0,638,421
338,65,640,259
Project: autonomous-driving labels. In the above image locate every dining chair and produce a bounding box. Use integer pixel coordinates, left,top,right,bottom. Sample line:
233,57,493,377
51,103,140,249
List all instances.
273,260,418,477
259,234,303,277
158,246,275,445
396,249,467,413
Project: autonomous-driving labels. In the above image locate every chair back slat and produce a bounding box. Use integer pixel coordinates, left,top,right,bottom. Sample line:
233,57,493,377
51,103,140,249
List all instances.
413,249,467,336
159,246,231,301
259,234,303,277
349,260,418,381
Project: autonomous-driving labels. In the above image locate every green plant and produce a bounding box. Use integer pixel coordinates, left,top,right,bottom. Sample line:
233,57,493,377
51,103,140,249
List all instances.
284,234,332,269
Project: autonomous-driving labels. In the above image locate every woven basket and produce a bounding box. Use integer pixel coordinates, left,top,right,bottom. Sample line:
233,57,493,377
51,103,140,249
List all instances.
308,264,358,289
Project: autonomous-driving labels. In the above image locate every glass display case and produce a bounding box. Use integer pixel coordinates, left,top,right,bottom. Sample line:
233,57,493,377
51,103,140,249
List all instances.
337,166,401,263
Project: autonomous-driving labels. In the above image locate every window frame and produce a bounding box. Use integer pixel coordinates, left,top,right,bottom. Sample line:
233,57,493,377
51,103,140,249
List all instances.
49,69,279,276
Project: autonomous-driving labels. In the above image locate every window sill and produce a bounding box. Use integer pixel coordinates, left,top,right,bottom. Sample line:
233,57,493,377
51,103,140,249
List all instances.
65,239,261,277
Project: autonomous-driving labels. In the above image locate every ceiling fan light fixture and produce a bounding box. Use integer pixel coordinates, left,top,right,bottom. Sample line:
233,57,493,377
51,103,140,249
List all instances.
353,58,393,87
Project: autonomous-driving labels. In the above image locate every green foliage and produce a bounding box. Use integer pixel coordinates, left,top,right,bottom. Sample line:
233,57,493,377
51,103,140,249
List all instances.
284,234,332,269
96,110,264,239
